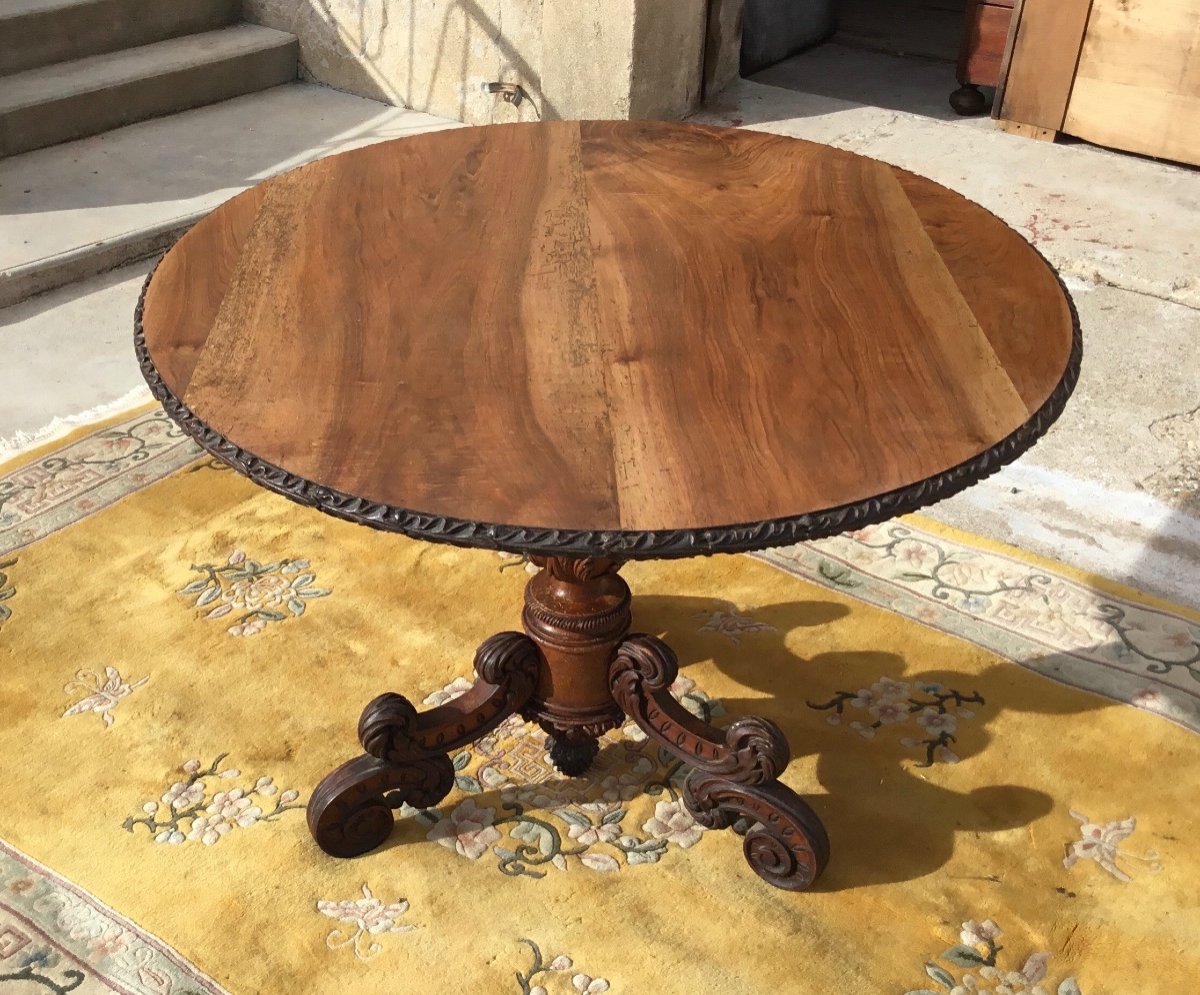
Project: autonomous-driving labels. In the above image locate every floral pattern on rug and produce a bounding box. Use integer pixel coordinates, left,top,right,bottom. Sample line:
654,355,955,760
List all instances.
0,411,195,550
808,677,984,766
408,675,723,878
757,523,1200,731
6,411,1199,732
0,556,14,628
123,754,303,846
61,666,149,728
178,549,330,637
0,839,229,994
1062,810,1162,882
693,604,778,644
905,918,1081,995
514,939,609,995
317,885,415,961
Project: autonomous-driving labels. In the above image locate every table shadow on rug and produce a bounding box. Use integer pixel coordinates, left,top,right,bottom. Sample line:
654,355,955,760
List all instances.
628,594,1116,890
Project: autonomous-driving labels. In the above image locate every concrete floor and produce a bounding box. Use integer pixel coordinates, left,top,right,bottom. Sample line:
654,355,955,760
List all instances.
696,44,1198,607
2,49,1197,607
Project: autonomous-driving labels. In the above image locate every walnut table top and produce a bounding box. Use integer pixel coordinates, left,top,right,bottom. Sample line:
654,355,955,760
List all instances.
137,119,1079,558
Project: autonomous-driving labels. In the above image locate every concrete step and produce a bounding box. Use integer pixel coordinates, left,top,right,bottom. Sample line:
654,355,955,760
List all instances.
0,24,298,157
0,0,241,77
0,82,460,307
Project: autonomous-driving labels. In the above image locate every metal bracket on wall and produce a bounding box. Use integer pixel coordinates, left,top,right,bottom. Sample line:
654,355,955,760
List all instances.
482,81,540,118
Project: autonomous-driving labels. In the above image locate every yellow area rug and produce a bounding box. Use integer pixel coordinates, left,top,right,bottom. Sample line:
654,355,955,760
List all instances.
1,406,1197,995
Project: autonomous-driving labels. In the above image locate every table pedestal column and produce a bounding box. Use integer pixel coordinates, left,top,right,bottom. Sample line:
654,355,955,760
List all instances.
306,557,829,890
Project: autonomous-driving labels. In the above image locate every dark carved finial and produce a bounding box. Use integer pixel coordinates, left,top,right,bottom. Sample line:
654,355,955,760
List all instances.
546,735,600,776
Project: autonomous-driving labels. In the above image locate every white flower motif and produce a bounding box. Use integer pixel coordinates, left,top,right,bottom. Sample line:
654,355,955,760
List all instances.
849,688,878,708
227,618,267,637
186,815,232,845
871,677,911,701
161,781,205,811
917,707,957,736
549,955,573,971
318,884,415,961
642,800,704,848
960,918,1002,946
222,574,290,612
869,700,910,724
566,821,622,846
427,798,502,859
599,758,655,803
572,975,611,994
694,606,777,645
423,676,474,707
206,788,263,828
61,666,149,728
1063,809,1160,881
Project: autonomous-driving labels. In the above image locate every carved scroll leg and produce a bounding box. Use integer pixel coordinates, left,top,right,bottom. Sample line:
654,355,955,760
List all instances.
611,634,830,891
683,772,830,892
307,631,539,858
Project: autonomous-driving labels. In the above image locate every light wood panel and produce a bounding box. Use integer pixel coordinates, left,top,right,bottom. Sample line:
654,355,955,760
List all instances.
999,0,1093,129
1063,0,1200,166
140,121,1076,535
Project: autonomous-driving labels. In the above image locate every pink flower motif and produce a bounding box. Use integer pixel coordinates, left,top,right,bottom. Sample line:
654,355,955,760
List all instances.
423,676,474,707
227,618,267,637
960,918,1002,946
87,927,128,959
566,821,622,846
427,798,502,859
898,542,933,569
318,884,414,960
694,607,777,645
669,675,697,697
1131,688,1166,712
642,800,704,848
1062,810,1158,881
869,700,910,724
871,677,911,701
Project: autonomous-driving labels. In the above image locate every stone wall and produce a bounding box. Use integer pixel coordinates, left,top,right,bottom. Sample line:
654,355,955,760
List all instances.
243,0,720,123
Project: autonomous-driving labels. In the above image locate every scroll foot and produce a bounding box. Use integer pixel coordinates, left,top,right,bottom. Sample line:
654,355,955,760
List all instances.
306,631,539,857
684,771,830,891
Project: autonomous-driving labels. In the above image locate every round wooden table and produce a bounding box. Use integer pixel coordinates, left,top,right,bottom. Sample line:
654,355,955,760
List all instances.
136,120,1080,891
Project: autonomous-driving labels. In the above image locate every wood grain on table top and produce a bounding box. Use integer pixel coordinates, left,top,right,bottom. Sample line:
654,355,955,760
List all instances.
141,120,1075,535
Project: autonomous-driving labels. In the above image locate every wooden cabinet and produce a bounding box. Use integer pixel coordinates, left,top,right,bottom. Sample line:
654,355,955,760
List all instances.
951,0,1015,114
